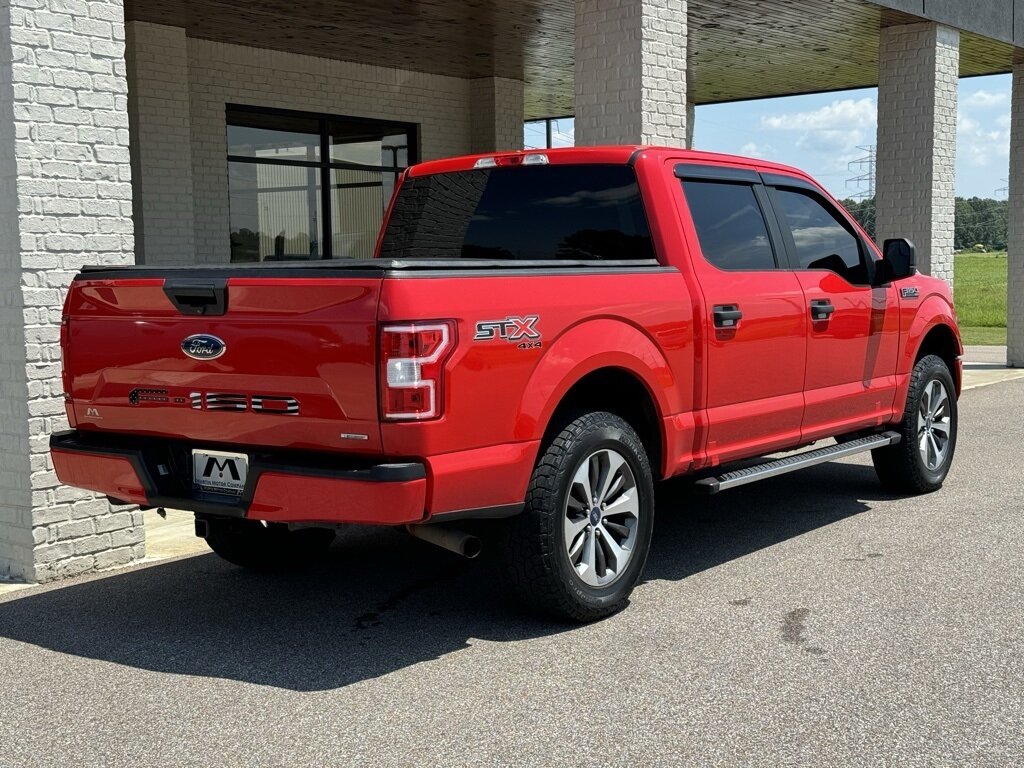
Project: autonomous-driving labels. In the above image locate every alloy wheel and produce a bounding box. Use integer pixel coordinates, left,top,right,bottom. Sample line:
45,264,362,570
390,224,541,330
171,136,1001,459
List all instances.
563,448,641,587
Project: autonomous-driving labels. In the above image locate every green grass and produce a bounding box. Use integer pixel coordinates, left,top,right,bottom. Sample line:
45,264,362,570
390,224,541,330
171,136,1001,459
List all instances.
954,253,1007,346
959,326,1007,346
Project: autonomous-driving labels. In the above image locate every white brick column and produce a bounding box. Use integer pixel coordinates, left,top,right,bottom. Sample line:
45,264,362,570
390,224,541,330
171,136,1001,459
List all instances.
1008,63,1024,367
469,77,524,153
0,0,143,582
574,0,688,146
126,22,193,265
875,23,959,284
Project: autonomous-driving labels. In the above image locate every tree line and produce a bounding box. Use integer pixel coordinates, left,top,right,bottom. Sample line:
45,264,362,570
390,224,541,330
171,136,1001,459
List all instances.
839,197,1009,252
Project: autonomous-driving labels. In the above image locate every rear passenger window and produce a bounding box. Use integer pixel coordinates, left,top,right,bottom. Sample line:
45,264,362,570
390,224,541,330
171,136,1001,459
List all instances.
681,180,776,271
773,189,867,284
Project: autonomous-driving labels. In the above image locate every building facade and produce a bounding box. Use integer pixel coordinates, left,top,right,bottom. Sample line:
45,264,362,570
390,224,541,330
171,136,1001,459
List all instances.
1,0,1022,581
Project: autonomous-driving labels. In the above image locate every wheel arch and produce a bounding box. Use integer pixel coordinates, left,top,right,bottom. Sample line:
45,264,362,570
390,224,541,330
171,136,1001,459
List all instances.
515,324,676,481
915,323,962,393
901,290,963,392
539,367,665,480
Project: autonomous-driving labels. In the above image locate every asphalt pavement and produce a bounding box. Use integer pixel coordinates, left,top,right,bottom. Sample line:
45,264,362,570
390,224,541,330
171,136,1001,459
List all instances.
1,377,1022,767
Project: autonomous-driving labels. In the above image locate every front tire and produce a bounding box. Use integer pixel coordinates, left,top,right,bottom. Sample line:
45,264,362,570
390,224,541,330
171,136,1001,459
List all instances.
872,354,958,494
203,518,335,570
501,412,655,622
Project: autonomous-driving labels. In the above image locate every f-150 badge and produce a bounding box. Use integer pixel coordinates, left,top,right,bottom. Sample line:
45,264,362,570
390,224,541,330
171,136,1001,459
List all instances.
475,315,542,348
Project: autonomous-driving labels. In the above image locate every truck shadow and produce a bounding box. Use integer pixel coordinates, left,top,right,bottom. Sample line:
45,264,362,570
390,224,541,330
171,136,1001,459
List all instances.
0,461,893,692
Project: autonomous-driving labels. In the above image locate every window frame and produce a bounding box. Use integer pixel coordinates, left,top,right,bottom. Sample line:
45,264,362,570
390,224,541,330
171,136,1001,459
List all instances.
225,104,419,261
760,173,877,286
675,163,787,273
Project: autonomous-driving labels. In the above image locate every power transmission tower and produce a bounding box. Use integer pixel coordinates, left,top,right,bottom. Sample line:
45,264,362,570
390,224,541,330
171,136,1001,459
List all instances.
995,177,1008,198
846,145,876,200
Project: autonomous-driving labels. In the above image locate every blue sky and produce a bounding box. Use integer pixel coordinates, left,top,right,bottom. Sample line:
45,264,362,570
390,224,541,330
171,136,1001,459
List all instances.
525,73,1014,200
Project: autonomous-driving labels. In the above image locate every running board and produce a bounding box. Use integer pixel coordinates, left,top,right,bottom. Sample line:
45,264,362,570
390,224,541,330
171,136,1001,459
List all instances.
695,431,901,494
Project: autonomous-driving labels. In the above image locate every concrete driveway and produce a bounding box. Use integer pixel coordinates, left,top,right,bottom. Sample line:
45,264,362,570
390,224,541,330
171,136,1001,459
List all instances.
1,378,1022,767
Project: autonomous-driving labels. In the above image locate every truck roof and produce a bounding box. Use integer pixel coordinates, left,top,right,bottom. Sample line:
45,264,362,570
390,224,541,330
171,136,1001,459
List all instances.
408,145,815,184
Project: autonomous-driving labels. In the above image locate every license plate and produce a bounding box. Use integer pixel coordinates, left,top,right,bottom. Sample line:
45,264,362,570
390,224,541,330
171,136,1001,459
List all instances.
192,449,248,496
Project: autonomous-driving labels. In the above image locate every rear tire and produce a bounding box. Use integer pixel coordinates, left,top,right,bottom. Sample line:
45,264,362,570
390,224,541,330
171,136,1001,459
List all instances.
203,518,335,570
501,412,655,622
872,354,958,494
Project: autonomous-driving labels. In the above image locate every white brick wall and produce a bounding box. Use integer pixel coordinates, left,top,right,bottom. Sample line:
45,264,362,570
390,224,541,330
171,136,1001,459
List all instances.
123,24,510,264
126,22,193,265
470,77,525,153
574,0,688,146
185,36,476,264
1008,62,1024,367
875,23,959,285
0,0,143,582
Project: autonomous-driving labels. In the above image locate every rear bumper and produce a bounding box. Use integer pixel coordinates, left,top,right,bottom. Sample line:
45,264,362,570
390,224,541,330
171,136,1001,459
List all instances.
50,430,427,525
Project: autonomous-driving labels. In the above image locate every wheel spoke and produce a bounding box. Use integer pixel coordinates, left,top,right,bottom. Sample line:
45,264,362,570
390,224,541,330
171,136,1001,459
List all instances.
602,519,631,538
920,385,932,420
588,454,601,504
567,526,587,564
603,489,639,521
930,383,948,419
564,514,588,551
572,461,594,508
582,528,597,576
595,451,626,505
598,523,628,572
594,529,608,576
927,432,941,469
931,418,950,438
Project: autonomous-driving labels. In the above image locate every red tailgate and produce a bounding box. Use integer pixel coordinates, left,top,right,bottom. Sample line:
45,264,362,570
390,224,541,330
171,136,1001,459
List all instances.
63,275,384,454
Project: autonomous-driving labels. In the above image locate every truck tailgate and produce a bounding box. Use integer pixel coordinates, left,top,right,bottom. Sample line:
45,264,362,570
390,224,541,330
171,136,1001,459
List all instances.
63,271,384,454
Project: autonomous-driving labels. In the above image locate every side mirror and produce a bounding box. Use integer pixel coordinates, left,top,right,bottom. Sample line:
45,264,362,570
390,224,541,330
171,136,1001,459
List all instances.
876,238,917,284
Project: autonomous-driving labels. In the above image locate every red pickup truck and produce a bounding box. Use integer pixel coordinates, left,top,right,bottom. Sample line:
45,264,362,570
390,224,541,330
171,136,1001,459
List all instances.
51,146,961,621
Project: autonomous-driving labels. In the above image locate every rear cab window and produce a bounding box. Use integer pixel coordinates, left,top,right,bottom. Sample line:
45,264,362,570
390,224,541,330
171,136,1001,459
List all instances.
380,164,654,261
681,180,778,271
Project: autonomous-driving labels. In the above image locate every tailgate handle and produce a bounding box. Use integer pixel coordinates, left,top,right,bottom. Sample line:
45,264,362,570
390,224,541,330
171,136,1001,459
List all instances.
163,279,228,316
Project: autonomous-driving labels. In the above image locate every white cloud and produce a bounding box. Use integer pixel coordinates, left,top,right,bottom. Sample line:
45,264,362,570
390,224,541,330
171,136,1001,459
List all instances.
761,97,876,132
964,90,1009,108
760,97,877,171
958,108,1010,168
739,141,776,158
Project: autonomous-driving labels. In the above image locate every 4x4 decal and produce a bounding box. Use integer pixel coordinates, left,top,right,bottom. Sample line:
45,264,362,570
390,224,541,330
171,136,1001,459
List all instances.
475,315,542,347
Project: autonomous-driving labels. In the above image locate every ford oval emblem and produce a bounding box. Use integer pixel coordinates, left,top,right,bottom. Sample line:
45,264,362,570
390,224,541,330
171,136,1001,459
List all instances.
181,334,226,361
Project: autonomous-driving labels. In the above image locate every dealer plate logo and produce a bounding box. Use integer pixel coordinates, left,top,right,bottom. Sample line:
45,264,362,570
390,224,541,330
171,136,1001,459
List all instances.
192,449,248,495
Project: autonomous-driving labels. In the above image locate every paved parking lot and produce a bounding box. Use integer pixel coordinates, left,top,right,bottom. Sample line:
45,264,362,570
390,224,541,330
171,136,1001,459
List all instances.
1,377,1022,767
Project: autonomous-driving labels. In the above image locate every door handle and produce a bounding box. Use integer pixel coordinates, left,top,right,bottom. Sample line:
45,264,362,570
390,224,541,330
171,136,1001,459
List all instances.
713,305,743,329
810,299,836,321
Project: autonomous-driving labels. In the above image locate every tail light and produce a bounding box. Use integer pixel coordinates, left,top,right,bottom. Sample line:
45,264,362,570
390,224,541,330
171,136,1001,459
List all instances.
59,317,71,396
380,322,456,421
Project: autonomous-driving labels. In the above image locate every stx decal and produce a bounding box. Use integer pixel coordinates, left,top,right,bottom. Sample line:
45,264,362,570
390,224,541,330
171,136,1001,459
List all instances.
474,315,542,342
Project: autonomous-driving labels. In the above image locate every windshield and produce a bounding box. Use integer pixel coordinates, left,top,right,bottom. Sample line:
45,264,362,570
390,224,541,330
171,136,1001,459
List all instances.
380,164,654,261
